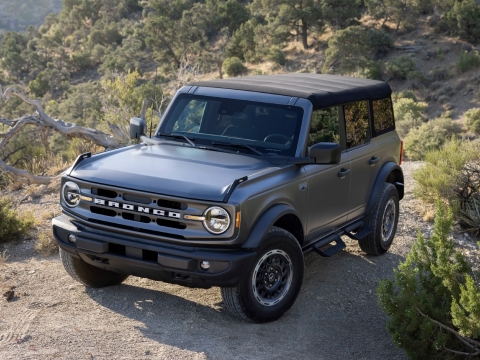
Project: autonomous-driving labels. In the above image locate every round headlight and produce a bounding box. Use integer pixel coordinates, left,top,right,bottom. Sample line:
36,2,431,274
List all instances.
203,206,231,234
62,181,81,208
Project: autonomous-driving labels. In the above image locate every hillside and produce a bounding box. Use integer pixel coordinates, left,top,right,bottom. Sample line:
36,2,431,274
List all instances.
0,0,479,178
0,0,62,32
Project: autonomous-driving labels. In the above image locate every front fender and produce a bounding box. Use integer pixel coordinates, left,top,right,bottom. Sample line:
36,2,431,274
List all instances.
241,204,301,249
366,162,404,214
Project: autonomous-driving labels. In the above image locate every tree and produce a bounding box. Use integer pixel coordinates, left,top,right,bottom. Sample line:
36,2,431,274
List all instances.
444,0,480,44
321,0,361,31
365,0,420,33
250,0,324,49
322,26,371,75
378,201,480,359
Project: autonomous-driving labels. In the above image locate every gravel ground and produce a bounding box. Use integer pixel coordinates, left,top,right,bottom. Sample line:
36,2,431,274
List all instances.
1,161,478,360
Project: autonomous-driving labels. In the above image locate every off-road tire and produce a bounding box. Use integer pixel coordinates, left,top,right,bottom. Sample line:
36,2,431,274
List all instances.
359,183,399,256
59,248,128,287
221,226,304,323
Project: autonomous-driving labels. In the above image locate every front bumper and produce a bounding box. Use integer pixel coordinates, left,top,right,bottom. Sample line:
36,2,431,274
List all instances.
52,214,256,288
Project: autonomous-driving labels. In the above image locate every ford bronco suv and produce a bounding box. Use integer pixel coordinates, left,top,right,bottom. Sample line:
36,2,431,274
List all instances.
52,74,404,323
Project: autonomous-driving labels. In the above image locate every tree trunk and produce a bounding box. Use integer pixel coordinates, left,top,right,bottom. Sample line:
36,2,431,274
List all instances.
301,19,309,49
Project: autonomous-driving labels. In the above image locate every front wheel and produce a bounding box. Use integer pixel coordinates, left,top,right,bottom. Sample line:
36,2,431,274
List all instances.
221,227,304,323
359,183,399,256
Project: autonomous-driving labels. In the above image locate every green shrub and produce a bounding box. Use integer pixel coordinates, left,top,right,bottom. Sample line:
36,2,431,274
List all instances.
413,139,480,209
393,98,428,138
0,197,34,244
403,116,460,160
266,47,286,66
457,51,480,73
358,60,382,80
28,72,50,98
222,57,247,77
465,108,480,133
393,98,427,123
442,0,480,44
378,201,480,359
367,29,394,55
392,90,417,102
385,55,416,79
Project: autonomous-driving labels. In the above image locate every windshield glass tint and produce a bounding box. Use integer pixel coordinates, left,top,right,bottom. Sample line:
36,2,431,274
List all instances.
159,94,304,156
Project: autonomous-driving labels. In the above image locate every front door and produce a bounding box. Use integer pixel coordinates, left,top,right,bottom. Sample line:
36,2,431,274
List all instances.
304,107,351,243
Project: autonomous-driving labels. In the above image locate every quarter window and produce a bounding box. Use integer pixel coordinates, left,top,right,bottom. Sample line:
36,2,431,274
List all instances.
308,107,340,147
372,98,395,134
344,101,369,149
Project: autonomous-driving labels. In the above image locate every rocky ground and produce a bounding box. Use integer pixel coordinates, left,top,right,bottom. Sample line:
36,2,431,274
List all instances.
0,161,479,360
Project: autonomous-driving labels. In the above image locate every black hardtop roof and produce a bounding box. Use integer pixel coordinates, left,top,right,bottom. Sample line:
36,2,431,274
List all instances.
190,73,392,109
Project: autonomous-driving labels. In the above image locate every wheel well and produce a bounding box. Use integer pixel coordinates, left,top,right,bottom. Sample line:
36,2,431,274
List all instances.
386,169,404,200
273,214,304,246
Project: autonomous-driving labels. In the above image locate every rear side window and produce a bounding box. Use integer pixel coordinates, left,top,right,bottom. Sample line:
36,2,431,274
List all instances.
372,98,395,135
344,101,369,149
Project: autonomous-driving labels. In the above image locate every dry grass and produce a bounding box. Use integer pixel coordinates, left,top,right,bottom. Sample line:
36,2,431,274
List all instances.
34,231,58,256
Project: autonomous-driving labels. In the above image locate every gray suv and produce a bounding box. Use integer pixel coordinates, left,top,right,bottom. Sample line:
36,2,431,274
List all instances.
53,74,404,323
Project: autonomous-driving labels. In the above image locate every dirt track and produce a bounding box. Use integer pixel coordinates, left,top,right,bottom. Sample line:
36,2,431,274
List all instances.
0,162,457,359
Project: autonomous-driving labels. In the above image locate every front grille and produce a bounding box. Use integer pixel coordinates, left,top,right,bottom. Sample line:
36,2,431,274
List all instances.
90,206,116,217
122,212,151,224
88,218,186,239
92,187,117,198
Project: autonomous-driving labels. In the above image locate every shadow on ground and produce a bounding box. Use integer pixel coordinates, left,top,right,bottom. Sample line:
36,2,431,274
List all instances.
85,249,407,360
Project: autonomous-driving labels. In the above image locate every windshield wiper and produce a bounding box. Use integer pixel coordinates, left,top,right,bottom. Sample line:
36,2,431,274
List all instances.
211,141,264,156
158,133,195,147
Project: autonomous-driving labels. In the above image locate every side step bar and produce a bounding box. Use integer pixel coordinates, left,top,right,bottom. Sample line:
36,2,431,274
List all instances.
311,234,346,257
304,220,371,258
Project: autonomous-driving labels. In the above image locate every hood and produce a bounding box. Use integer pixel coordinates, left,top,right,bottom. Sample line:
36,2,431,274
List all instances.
70,143,285,202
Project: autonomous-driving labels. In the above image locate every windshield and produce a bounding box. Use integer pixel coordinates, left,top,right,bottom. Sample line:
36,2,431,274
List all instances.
158,94,304,157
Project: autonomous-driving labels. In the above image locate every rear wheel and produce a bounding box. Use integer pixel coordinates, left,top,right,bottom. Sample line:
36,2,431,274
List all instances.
221,227,304,323
359,183,399,256
60,248,128,287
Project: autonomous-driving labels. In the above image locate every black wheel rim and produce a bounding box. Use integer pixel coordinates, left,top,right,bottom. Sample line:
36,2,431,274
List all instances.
381,198,396,244
252,249,293,306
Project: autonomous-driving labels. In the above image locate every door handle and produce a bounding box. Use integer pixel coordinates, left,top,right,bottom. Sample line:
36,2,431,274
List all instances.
369,156,379,166
337,168,350,179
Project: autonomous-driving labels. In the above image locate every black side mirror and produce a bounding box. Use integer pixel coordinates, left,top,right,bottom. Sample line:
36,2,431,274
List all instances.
308,143,341,164
129,117,147,139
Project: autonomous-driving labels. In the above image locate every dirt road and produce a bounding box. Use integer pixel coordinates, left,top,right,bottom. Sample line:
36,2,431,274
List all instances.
0,162,450,359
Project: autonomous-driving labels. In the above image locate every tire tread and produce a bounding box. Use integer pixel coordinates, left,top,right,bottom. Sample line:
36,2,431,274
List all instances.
359,183,398,256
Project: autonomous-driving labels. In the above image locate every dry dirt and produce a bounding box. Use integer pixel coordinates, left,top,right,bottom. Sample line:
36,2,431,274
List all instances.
1,161,479,360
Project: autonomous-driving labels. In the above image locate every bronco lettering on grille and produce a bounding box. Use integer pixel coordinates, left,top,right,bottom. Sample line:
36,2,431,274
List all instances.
93,198,181,219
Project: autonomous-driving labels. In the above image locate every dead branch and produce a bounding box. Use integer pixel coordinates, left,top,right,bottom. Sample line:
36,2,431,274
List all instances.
0,86,122,184
0,85,120,149
416,307,480,354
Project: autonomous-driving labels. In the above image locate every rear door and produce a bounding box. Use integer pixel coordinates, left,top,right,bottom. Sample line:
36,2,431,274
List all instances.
344,101,381,220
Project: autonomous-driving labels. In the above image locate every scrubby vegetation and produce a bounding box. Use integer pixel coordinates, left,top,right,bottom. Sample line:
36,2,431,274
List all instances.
378,201,480,359
413,139,480,234
0,196,34,243
0,0,479,185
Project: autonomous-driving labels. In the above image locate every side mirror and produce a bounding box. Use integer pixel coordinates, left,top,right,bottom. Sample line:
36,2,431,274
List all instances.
308,143,341,164
129,117,147,139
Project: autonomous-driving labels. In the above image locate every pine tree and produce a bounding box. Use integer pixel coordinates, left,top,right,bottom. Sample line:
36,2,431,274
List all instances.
377,200,480,359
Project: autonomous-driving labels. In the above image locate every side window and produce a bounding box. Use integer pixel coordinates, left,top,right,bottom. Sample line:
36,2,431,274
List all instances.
372,98,394,134
172,100,207,133
344,101,369,149
308,107,340,147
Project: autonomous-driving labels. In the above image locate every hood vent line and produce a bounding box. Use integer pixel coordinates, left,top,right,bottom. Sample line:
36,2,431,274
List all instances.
223,176,248,203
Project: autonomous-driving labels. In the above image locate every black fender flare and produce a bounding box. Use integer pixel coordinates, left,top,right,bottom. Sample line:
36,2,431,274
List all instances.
366,162,404,214
241,204,302,249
